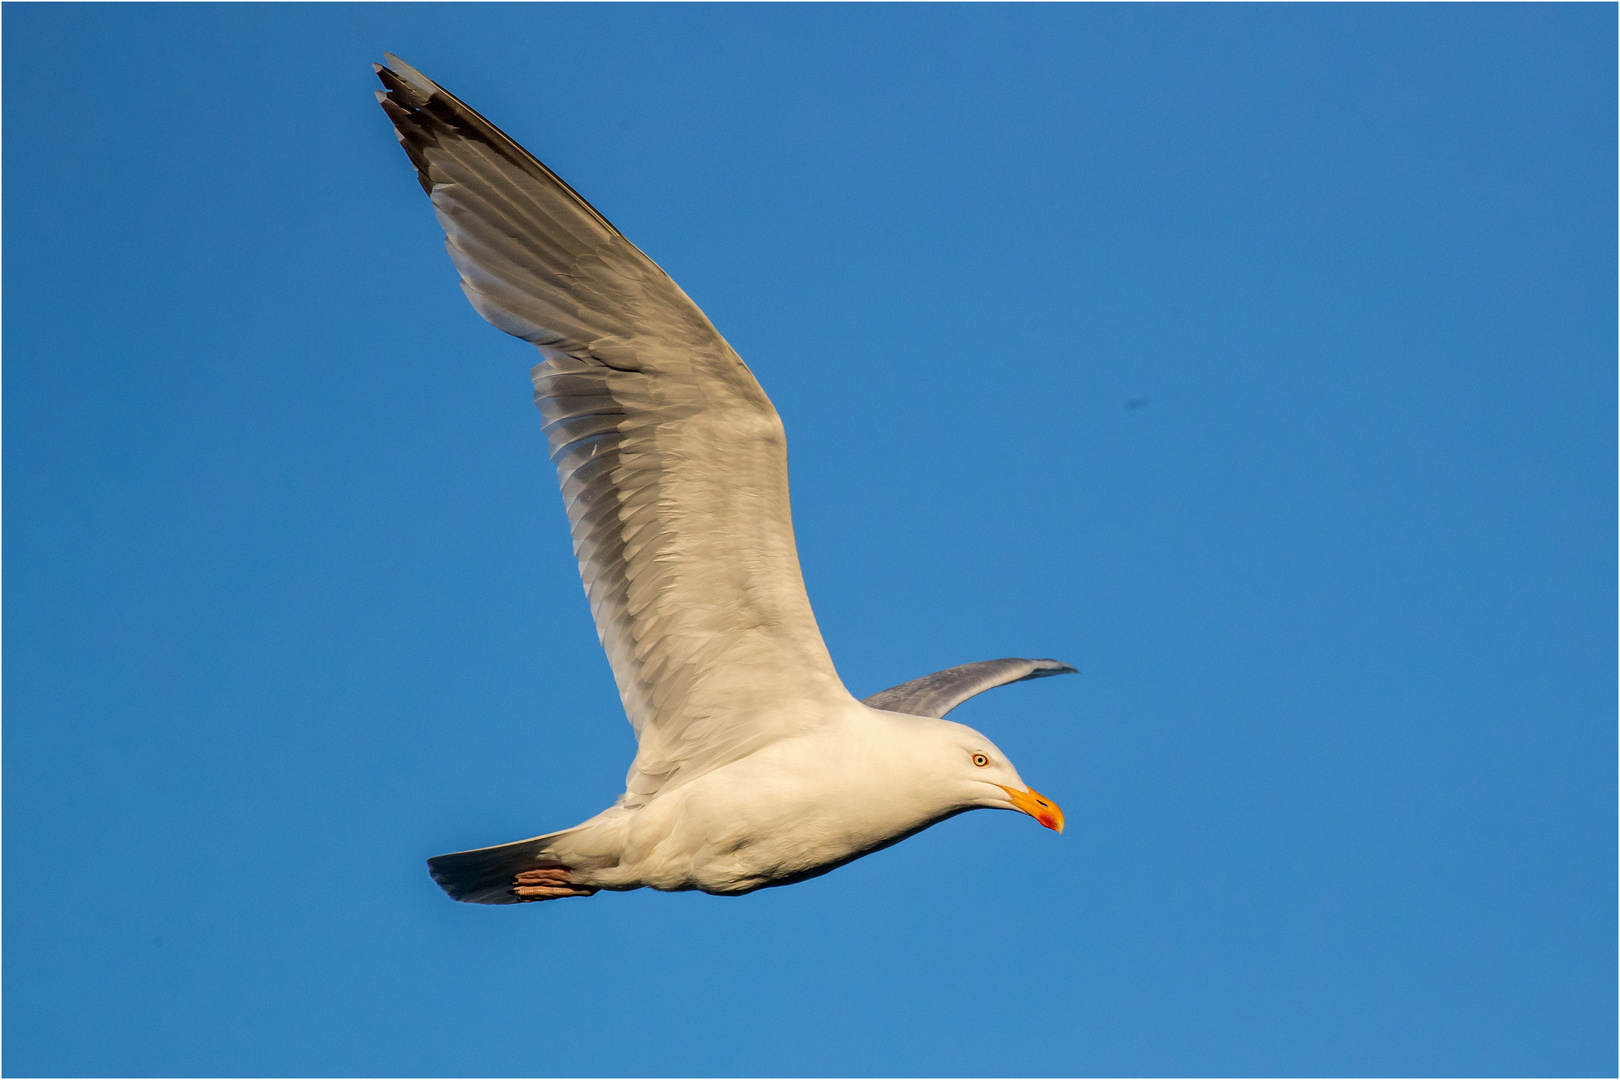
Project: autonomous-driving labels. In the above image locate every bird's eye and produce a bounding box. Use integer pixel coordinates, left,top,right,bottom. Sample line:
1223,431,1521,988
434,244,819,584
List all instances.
971,753,990,767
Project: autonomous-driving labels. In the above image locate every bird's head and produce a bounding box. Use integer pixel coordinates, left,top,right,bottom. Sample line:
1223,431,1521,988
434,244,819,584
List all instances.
905,718,1065,833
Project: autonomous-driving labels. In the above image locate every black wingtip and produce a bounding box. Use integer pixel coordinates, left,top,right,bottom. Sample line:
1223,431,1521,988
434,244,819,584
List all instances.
1018,659,1079,680
371,54,624,236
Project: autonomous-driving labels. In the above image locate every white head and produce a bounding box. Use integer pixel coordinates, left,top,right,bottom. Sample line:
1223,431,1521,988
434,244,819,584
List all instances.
868,712,1065,834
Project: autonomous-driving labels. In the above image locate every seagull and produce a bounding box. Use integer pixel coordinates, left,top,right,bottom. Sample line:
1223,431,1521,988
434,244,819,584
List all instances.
375,55,1076,905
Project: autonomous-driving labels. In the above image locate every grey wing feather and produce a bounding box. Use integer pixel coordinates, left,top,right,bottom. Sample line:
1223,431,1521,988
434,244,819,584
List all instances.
862,658,1078,719
377,57,851,806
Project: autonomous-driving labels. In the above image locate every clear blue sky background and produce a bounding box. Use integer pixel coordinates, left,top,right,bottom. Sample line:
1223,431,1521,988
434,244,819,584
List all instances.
5,4,1613,1077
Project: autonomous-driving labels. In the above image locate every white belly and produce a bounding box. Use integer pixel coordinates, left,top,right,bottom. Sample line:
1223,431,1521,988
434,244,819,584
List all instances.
568,721,954,895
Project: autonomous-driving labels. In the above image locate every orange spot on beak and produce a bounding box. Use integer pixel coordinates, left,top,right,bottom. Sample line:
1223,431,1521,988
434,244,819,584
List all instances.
999,785,1065,833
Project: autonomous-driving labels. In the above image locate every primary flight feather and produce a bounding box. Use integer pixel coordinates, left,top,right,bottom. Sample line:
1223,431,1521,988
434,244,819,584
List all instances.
375,55,1073,905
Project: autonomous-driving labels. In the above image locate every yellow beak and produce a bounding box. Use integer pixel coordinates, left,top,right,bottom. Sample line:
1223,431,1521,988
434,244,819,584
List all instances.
999,785,1065,833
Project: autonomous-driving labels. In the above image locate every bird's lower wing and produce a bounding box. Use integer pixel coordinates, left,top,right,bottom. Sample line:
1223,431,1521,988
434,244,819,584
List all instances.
377,57,852,804
862,658,1077,719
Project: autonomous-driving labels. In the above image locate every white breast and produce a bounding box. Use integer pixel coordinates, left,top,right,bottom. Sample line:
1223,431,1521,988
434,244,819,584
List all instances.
555,708,974,894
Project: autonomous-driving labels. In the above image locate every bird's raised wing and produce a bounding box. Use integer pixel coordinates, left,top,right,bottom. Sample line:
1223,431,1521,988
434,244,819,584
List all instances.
862,658,1077,719
376,56,851,806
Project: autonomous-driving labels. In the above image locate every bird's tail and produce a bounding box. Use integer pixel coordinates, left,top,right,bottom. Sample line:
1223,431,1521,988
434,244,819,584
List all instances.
427,829,582,905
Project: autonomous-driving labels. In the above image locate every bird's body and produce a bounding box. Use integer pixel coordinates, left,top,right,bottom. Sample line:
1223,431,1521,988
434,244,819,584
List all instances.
522,708,1029,896
375,55,1073,905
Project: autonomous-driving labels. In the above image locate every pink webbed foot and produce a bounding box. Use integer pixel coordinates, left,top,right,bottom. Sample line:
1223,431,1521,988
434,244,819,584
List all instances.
512,867,598,902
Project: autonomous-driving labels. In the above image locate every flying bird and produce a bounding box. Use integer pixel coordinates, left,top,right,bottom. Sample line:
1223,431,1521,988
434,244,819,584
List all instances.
375,55,1076,905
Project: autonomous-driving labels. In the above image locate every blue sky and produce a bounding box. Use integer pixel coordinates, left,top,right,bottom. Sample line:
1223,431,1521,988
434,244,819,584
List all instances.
4,4,1613,1076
